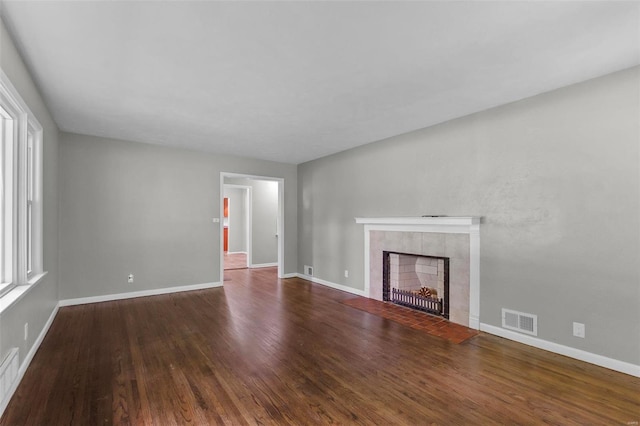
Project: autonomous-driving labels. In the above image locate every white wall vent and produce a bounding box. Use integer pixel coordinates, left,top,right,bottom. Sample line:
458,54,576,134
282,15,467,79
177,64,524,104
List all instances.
502,309,538,336
0,347,19,413
304,265,313,276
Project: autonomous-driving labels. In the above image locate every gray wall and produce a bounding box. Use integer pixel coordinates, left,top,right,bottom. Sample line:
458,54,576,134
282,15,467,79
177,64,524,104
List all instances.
0,19,59,367
59,133,296,300
297,67,640,365
225,178,279,266
223,186,247,253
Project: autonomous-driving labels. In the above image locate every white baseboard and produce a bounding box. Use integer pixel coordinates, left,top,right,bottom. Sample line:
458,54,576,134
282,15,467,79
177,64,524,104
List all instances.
480,323,640,378
280,273,298,279
294,273,366,297
277,275,640,377
0,303,59,417
249,262,277,269
59,282,222,307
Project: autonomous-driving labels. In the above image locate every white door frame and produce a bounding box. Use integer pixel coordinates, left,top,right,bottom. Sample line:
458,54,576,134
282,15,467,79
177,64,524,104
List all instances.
220,172,284,283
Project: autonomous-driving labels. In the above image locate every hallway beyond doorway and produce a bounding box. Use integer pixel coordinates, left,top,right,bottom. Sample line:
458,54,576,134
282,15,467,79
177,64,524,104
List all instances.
224,252,247,270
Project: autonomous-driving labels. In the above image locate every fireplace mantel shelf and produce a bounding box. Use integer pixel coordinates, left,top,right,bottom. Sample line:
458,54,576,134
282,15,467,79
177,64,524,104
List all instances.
355,217,480,226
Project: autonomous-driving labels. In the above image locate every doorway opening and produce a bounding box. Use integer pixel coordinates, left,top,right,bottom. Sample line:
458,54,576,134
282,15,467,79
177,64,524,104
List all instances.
220,173,284,282
223,184,250,271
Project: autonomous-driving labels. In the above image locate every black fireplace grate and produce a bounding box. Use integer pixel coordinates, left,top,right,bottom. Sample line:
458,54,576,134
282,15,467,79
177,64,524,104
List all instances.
391,288,443,316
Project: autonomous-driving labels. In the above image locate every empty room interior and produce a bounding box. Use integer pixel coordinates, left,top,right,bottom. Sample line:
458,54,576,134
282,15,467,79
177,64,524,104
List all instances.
0,1,639,424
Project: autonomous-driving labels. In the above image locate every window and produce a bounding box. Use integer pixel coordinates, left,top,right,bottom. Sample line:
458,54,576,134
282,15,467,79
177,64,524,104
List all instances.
0,69,44,299
0,104,14,297
26,129,34,276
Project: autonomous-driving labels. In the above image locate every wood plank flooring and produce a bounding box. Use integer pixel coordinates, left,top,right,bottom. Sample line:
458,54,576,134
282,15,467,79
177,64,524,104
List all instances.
342,297,478,344
224,252,247,270
2,267,639,425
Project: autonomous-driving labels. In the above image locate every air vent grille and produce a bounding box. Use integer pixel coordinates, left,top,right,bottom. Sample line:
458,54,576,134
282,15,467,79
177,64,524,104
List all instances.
502,309,537,336
0,348,19,412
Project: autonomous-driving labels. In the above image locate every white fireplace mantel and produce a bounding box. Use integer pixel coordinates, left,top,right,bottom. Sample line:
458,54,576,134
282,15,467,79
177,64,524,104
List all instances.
356,216,481,329
355,216,480,232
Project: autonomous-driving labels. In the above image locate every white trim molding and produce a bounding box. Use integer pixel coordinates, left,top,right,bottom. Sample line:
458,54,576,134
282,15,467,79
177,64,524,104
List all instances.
0,271,47,315
356,216,480,227
356,216,481,329
0,302,58,417
59,282,222,307
481,323,640,378
294,273,366,297
1,69,46,301
250,262,278,269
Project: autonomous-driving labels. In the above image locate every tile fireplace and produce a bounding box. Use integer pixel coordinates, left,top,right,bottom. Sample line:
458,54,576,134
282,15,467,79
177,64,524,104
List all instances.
356,217,480,329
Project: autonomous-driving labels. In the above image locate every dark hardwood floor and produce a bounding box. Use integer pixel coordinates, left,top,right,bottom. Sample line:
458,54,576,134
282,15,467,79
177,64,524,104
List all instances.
2,267,639,425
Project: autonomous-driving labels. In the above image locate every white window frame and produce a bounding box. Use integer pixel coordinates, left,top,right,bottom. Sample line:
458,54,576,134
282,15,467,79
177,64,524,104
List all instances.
0,104,14,297
0,69,44,300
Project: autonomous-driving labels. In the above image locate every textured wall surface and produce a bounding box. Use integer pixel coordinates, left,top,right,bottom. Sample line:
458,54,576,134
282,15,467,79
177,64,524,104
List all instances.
298,67,640,365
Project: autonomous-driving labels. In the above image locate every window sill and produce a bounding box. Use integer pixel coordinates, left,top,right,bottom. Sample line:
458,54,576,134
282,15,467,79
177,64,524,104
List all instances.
0,271,48,315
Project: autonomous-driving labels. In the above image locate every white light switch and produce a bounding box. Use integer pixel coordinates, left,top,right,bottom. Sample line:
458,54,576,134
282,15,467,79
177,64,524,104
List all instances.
212,218,220,223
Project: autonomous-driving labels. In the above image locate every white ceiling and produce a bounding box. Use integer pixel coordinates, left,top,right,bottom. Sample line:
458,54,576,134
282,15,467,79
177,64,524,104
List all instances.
1,1,638,165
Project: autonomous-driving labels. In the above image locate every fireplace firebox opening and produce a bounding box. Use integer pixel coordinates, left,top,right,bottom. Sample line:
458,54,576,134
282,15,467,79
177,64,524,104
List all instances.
382,251,450,319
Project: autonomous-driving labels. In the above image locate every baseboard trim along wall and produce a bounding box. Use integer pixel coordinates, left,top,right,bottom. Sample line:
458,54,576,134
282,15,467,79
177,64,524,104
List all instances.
0,303,59,417
480,323,640,378
3,277,635,420
249,262,278,269
59,281,222,307
295,273,366,297
294,274,639,378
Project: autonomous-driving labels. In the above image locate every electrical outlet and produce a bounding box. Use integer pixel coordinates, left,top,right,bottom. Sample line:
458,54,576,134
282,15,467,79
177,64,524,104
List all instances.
128,274,134,284
304,265,313,276
24,322,28,341
573,322,585,338
344,270,349,278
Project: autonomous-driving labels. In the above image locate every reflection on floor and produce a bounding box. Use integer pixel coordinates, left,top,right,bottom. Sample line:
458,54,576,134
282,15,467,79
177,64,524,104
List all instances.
4,268,637,425
342,297,478,344
224,252,247,270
